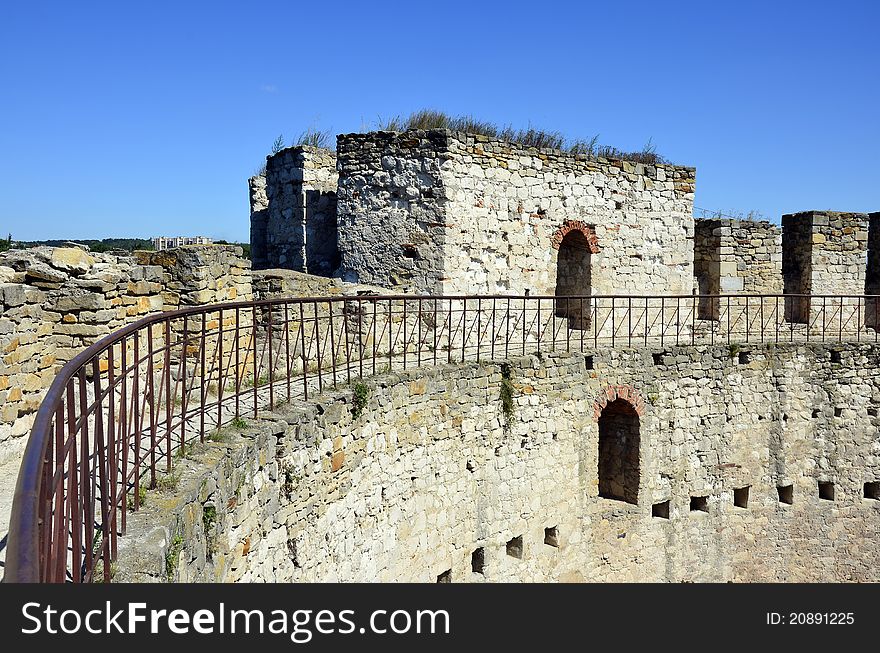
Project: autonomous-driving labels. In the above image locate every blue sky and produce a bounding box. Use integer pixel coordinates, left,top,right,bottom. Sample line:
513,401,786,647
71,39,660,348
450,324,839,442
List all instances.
1,0,877,242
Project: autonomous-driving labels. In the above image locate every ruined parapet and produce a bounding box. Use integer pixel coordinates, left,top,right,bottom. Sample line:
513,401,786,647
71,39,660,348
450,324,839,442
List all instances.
135,244,252,308
0,245,252,465
0,247,167,458
262,146,338,275
336,131,449,293
248,175,269,270
336,129,696,297
782,211,868,324
694,218,782,319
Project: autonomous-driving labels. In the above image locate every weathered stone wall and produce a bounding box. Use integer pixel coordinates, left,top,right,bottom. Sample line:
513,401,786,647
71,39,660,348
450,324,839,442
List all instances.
694,218,782,295
118,343,880,583
261,146,339,274
0,245,252,464
782,211,868,323
248,175,269,270
335,129,695,296
442,132,696,297
694,218,782,322
336,131,449,292
135,245,252,309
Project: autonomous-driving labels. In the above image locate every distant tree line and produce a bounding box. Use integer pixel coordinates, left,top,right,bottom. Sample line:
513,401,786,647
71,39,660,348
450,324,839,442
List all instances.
7,237,155,252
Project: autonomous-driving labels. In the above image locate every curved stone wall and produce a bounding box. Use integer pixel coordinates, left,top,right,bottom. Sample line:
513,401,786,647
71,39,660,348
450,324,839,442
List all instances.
118,343,880,583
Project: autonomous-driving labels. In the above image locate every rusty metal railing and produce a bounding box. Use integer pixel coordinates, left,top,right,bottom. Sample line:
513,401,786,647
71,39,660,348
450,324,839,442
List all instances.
5,293,880,583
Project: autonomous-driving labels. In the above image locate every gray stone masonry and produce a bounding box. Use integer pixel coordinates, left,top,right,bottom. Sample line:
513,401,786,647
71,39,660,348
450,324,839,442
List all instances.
335,129,696,297
116,344,880,583
0,244,253,573
258,146,338,274
782,211,868,323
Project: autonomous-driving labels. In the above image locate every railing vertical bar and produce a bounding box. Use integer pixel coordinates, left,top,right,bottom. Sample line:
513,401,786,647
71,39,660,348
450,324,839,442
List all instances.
314,301,323,393
66,380,80,582
147,323,157,487
91,358,111,583
418,299,424,366
252,305,259,417
217,308,224,431
268,301,275,411
164,320,171,473
120,338,128,531
52,403,66,582
234,308,241,418
199,313,206,441
491,298,496,360
106,345,117,560
180,316,188,445
299,302,308,401
660,297,664,348
372,300,378,376
462,298,467,361
78,369,93,581
132,331,142,512
328,301,337,386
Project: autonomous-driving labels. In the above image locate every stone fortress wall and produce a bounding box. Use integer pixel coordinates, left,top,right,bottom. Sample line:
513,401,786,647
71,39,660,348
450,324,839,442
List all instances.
252,146,338,275
117,344,880,583
0,244,252,467
250,130,880,318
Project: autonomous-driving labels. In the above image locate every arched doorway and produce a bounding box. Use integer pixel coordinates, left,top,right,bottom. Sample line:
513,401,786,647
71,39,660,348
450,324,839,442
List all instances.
554,228,593,328
598,398,640,504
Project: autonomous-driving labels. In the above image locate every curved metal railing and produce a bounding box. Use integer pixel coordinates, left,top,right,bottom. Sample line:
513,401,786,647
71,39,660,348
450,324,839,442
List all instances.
5,292,880,582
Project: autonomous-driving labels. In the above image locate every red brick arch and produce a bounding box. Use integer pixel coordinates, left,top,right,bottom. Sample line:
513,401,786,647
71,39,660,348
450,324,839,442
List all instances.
592,384,646,421
550,220,600,253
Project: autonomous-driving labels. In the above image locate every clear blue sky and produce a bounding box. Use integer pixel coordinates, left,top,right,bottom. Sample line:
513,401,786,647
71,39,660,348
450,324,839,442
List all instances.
1,0,877,242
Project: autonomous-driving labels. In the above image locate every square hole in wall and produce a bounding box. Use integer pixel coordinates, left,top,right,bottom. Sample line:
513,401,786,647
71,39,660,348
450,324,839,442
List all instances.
869,407,878,417
471,547,485,574
437,569,452,583
652,500,670,519
738,351,751,365
864,482,880,500
777,484,793,505
831,350,842,364
818,482,835,501
506,536,523,559
689,496,708,513
812,409,821,419
652,352,665,366
734,486,750,509
544,526,559,548
834,407,843,418
585,355,594,370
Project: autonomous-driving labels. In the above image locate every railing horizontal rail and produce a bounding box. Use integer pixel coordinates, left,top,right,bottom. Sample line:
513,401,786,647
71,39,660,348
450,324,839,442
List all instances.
6,292,880,582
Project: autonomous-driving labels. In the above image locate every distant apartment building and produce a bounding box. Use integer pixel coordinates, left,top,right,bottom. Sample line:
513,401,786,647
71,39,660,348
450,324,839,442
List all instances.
152,236,213,251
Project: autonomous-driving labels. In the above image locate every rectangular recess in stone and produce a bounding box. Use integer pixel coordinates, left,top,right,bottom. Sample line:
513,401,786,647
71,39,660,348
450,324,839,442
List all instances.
734,486,750,509
437,569,452,583
471,547,485,574
585,355,594,370
818,482,835,501
652,352,665,366
812,409,821,419
777,484,794,505
868,407,879,417
689,496,708,513
738,351,751,364
831,350,842,364
864,482,880,500
652,500,670,519
834,407,843,418
506,536,523,559
544,526,559,547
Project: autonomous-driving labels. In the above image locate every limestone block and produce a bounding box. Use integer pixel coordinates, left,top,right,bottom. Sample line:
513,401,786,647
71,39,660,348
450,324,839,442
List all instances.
50,247,95,274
